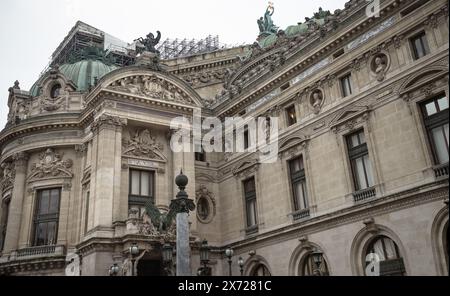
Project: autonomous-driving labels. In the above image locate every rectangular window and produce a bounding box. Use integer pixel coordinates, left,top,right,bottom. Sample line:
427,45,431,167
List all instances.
289,157,309,212
33,188,61,246
347,130,375,191
84,191,90,234
195,144,206,162
129,169,155,216
341,74,353,97
421,94,449,165
244,126,250,150
0,198,11,251
286,105,297,126
410,32,430,60
243,177,258,228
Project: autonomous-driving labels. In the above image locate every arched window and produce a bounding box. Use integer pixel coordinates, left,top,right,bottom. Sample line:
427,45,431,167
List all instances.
365,236,406,276
251,264,271,276
301,252,330,276
50,84,61,98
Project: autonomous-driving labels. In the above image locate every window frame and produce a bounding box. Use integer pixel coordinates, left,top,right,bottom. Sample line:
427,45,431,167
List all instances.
32,188,61,247
420,94,449,165
0,197,11,251
346,129,374,191
340,73,353,97
409,31,430,60
285,105,297,127
243,177,258,229
128,169,155,209
288,156,309,212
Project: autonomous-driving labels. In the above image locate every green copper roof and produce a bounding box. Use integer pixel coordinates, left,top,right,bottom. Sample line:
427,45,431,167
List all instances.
30,59,118,96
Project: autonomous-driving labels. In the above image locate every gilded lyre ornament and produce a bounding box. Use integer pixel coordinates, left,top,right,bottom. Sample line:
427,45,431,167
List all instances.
135,31,162,54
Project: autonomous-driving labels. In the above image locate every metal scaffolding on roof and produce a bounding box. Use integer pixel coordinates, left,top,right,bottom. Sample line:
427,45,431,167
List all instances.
156,35,227,60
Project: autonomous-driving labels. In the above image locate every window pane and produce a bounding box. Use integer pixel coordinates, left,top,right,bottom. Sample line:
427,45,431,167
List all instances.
286,106,297,126
364,155,375,187
438,97,449,112
293,181,308,210
39,190,50,215
47,221,57,245
244,179,255,194
350,134,360,148
49,189,60,214
141,171,150,197
35,223,47,246
355,158,368,190
414,38,425,58
290,158,302,173
247,199,257,227
131,171,140,195
359,131,366,145
432,126,450,164
425,102,437,116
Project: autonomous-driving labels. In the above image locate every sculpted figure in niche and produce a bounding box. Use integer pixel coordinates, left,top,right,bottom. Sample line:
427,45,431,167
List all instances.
371,54,389,82
310,90,324,114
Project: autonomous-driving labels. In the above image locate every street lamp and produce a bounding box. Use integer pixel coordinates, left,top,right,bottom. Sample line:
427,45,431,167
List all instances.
225,247,234,276
238,257,245,276
199,239,211,276
162,243,174,276
109,263,120,276
129,243,139,276
311,250,323,276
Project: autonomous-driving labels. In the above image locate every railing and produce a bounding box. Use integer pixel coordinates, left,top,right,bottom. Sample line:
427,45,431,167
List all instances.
353,187,376,203
15,245,65,259
292,208,311,221
433,163,449,178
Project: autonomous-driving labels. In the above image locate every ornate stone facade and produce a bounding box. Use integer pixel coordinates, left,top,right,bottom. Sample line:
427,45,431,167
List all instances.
0,0,448,276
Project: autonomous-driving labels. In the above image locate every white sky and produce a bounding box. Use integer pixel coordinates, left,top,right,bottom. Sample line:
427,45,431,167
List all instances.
0,0,348,128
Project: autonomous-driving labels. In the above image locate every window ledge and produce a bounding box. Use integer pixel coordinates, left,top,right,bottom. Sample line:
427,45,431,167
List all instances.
433,163,449,179
9,245,66,261
353,187,377,203
245,226,259,236
291,208,311,221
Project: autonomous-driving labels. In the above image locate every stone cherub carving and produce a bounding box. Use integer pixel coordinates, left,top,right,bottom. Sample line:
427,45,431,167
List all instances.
135,31,162,54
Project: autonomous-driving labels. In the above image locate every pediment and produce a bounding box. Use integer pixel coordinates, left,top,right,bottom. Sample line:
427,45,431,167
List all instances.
232,159,259,176
95,68,204,108
329,105,369,128
398,67,448,95
279,134,309,152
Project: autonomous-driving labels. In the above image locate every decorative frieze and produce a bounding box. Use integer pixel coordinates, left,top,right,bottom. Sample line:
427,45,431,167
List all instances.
27,149,73,183
0,162,15,194
107,74,195,105
122,129,165,161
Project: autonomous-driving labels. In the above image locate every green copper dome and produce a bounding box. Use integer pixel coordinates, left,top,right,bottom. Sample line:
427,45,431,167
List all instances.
30,47,119,96
59,59,118,92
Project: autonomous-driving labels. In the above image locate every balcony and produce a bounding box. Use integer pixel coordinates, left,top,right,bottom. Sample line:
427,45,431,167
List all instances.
11,245,65,261
433,163,449,179
292,208,311,221
353,187,376,203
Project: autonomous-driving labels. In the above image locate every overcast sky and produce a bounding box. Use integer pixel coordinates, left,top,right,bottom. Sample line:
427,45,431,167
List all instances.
0,0,347,128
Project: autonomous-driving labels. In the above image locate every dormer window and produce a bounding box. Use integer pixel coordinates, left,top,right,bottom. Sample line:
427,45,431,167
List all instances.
50,84,61,98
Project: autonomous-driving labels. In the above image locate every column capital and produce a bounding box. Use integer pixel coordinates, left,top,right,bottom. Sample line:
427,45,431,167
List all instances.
12,152,29,168
91,114,127,134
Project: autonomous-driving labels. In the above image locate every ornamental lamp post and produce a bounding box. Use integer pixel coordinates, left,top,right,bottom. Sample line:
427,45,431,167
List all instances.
238,257,245,276
225,247,234,276
162,243,174,276
129,243,139,276
170,170,196,276
311,250,323,276
199,239,211,276
109,263,120,276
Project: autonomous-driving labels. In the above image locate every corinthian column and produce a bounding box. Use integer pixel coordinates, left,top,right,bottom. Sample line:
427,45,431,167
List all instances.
3,152,28,254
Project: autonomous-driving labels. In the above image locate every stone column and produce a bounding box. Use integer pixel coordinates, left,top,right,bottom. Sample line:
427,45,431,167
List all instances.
91,115,126,228
170,171,195,276
3,152,28,253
